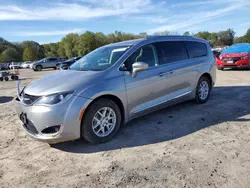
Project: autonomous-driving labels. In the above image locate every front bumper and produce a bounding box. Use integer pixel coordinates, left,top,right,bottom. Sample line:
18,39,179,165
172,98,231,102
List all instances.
15,95,92,144
216,59,250,69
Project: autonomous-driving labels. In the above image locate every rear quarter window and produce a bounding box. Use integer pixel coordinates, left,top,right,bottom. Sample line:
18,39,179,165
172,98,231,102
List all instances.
185,41,207,58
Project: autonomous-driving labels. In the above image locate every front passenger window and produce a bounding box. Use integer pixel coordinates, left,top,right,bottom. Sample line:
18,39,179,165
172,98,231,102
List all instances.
124,45,157,71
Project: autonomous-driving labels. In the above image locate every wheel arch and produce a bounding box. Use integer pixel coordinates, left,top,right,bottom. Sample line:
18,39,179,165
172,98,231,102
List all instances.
35,64,43,69
200,72,213,89
81,94,126,126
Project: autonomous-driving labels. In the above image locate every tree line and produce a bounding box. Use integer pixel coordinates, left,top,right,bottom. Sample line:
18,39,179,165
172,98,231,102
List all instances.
0,28,250,63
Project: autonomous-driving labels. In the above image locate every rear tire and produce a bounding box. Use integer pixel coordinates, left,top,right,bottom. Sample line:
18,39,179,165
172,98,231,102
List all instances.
195,76,211,104
0,77,3,81
81,99,121,144
4,77,9,81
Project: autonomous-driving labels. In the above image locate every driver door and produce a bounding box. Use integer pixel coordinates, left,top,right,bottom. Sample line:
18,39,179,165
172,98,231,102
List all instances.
124,44,170,118
42,58,52,68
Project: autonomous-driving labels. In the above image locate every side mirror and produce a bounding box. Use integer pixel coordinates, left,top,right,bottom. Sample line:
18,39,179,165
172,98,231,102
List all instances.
132,62,148,78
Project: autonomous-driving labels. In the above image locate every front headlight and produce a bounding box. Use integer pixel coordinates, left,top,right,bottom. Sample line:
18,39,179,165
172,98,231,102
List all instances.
35,91,74,105
241,56,249,60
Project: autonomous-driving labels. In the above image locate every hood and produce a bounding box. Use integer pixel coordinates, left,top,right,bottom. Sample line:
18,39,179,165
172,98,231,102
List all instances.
24,70,100,96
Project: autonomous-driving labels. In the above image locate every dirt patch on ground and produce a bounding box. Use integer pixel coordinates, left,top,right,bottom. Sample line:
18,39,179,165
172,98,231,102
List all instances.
0,69,250,188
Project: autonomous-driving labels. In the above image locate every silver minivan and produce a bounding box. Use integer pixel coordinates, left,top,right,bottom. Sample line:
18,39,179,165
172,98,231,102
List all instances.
15,36,216,144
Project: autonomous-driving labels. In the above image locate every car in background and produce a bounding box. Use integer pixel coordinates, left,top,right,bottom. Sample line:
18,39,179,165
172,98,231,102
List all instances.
29,63,35,69
21,61,32,69
216,43,250,70
212,49,221,61
32,57,63,71
15,36,216,144
9,62,22,69
58,56,82,70
0,63,5,70
0,63,9,70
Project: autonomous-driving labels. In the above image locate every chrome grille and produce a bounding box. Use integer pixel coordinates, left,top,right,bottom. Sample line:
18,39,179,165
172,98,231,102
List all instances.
222,57,241,63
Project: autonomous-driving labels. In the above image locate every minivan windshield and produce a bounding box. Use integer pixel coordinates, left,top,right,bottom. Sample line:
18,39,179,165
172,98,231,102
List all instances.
70,45,131,71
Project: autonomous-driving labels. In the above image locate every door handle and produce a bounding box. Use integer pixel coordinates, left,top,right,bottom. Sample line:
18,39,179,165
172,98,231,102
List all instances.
158,70,174,77
158,72,167,77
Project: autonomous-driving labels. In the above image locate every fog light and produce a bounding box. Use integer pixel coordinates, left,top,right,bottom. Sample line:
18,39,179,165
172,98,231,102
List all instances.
42,125,61,134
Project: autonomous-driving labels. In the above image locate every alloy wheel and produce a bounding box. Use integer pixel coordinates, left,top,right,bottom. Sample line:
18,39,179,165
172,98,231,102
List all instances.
198,80,209,100
92,107,117,137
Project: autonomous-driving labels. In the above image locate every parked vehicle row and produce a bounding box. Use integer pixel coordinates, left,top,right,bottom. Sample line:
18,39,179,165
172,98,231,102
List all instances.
0,61,33,70
15,36,216,144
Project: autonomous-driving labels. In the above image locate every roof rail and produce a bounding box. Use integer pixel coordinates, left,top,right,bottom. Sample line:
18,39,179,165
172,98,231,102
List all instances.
146,35,194,38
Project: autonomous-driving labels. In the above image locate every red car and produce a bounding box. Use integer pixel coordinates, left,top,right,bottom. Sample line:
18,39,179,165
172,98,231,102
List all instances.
216,44,250,70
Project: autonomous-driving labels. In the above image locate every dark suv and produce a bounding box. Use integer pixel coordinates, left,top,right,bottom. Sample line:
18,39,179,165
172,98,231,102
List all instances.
32,57,63,71
57,56,82,70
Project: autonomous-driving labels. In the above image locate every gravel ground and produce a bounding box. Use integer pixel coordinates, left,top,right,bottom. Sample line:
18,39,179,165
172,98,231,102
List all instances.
0,69,250,188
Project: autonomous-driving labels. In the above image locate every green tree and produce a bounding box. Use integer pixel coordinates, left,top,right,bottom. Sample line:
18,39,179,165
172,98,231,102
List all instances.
60,33,79,58
22,47,37,61
57,42,67,59
77,31,98,55
20,40,45,60
234,28,250,44
183,31,190,36
43,43,59,57
0,48,21,62
244,28,250,43
217,29,235,46
195,31,211,40
95,32,108,47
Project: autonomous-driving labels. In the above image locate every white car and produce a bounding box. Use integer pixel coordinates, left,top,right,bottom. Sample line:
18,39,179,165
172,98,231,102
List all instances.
22,62,32,69
9,63,21,69
29,63,34,69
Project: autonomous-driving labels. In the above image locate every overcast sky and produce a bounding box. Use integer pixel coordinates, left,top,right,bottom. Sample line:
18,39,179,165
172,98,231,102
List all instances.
0,0,250,44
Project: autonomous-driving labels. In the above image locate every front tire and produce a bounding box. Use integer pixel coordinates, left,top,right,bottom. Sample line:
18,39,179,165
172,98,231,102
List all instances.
195,76,211,104
81,99,121,144
36,65,42,71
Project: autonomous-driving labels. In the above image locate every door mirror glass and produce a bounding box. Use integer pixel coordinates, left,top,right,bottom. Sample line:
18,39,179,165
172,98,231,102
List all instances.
132,62,148,77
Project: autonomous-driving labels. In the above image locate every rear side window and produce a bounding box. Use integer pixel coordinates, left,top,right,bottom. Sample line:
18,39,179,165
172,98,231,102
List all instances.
155,41,188,65
185,41,207,58
48,58,57,61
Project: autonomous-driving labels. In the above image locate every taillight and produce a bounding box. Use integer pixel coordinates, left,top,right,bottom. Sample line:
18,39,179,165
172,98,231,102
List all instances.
241,56,249,60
